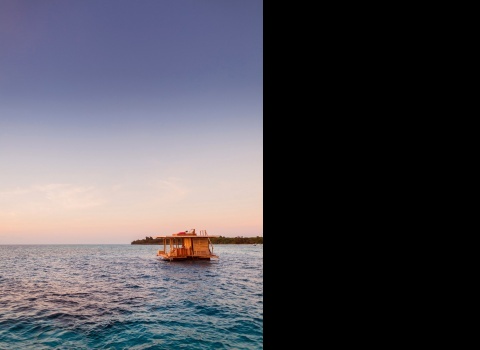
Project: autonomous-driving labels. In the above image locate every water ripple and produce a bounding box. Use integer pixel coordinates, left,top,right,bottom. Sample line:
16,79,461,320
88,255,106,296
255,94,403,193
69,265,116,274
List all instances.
0,244,263,349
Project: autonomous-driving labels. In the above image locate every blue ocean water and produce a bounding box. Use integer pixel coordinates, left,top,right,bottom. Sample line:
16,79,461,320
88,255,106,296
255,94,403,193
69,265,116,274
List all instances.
0,244,263,349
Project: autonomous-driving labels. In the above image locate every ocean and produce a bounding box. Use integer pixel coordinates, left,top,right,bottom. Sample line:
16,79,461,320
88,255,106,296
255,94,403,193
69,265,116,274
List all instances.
0,244,263,349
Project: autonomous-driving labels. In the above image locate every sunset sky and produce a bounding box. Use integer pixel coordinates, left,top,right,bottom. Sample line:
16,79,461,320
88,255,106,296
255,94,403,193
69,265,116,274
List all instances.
0,0,263,244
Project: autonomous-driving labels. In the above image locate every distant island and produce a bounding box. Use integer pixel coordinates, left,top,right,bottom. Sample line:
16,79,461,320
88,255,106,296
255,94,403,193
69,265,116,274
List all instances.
131,236,263,245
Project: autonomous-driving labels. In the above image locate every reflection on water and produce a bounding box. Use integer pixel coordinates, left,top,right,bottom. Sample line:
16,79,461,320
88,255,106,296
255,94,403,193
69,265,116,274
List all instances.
0,244,263,349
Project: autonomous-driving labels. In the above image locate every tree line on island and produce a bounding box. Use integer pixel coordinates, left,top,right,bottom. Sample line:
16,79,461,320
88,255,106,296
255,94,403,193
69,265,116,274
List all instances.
131,236,263,245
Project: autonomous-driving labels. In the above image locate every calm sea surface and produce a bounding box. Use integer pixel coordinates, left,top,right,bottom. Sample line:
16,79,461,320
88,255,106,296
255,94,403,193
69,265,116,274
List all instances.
0,244,263,349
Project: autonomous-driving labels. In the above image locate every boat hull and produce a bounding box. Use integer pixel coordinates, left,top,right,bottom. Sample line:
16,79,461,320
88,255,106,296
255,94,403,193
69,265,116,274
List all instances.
157,252,219,261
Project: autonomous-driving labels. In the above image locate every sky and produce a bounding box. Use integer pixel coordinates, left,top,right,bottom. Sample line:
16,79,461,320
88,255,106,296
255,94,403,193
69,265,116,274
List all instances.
0,0,263,244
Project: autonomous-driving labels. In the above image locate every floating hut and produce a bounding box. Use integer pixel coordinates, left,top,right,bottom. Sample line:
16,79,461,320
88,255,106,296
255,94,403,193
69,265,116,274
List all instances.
155,229,219,261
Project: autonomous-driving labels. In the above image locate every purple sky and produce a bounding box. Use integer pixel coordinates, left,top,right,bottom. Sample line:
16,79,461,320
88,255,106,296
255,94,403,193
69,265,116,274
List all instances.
0,0,263,244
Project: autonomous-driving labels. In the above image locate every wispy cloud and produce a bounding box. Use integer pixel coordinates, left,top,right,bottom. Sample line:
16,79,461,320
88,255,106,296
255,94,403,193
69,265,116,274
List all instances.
151,178,189,202
0,183,106,213
35,184,106,209
0,187,32,196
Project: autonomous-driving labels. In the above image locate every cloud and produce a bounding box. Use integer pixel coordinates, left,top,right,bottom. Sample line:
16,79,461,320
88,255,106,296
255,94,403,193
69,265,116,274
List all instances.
35,184,106,209
151,178,189,202
0,187,32,196
0,183,105,214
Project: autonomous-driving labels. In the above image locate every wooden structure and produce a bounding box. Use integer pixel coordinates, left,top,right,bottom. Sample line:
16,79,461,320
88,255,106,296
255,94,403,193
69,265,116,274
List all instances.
155,229,219,261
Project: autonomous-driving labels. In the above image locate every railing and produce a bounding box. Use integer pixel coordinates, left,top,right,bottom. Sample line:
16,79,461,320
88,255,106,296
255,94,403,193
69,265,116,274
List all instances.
208,237,215,255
